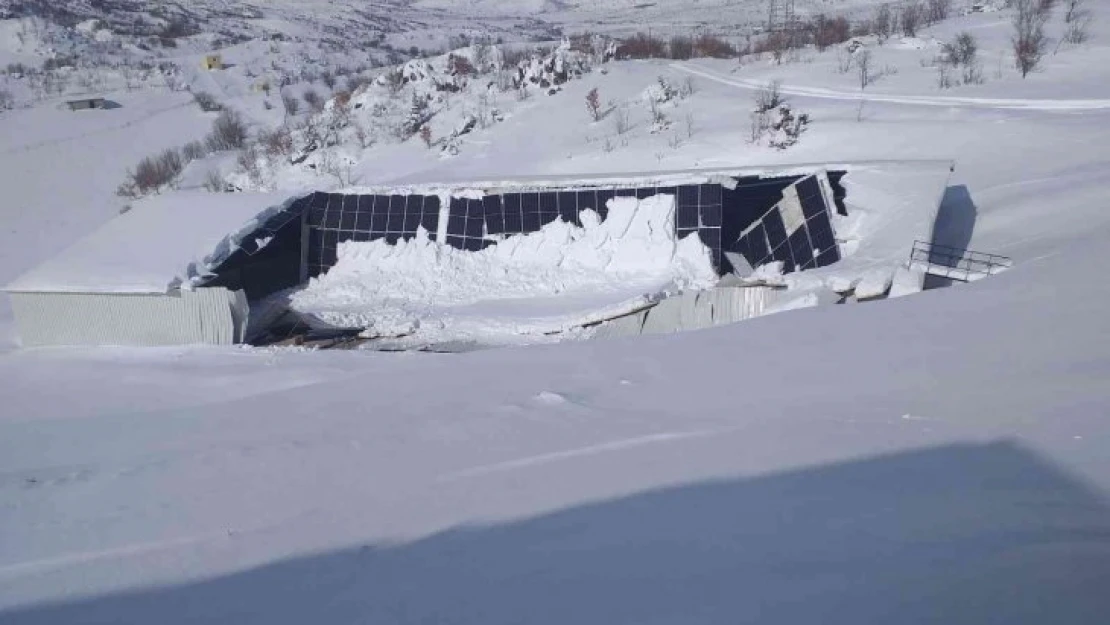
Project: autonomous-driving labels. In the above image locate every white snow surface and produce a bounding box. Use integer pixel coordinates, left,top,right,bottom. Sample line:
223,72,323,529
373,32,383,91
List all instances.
3,2,1110,622
292,194,717,342
4,192,293,294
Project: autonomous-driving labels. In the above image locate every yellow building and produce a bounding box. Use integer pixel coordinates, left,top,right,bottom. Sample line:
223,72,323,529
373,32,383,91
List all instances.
201,54,223,70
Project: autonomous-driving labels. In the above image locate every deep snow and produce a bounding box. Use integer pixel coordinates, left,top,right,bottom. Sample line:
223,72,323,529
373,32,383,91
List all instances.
292,194,718,343
2,1,1110,623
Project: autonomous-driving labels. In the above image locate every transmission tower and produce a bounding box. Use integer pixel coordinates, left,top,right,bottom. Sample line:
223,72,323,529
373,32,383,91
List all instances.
767,0,796,33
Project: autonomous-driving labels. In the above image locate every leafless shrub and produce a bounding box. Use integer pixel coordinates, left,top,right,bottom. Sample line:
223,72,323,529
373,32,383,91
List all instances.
1012,0,1050,78
260,127,293,157
926,0,952,24
684,112,696,139
813,15,852,51
586,87,602,121
192,90,222,112
119,148,184,197
203,169,227,192
281,93,300,122
0,89,12,110
669,35,694,60
1060,0,1093,46
943,32,979,66
321,71,337,90
836,49,855,74
679,76,696,98
874,4,894,42
754,79,784,113
419,125,433,148
617,32,667,59
753,31,792,64
613,105,631,135
901,3,925,37
693,34,735,58
303,88,323,112
237,145,264,188
182,140,207,161
206,110,248,152
318,150,357,186
857,50,874,89
937,63,954,89
1062,13,1092,44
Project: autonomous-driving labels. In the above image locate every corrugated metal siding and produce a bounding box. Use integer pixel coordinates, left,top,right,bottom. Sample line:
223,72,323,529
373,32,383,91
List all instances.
9,287,246,347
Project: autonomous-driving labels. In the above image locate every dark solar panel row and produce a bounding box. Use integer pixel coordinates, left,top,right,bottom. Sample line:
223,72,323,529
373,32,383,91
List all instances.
305,192,440,235
304,192,441,276
438,185,724,269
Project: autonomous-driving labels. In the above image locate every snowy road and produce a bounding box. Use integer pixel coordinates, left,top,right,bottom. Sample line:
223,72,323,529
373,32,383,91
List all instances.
673,63,1110,111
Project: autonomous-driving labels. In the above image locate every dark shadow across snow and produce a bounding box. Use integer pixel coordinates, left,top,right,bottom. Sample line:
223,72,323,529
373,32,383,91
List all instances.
4,441,1109,625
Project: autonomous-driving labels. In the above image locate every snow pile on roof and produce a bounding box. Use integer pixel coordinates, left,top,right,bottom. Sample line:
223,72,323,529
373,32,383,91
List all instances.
3,191,293,295
291,194,717,344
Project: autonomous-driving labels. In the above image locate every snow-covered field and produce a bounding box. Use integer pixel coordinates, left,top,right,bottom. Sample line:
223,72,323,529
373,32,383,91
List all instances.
2,1,1110,622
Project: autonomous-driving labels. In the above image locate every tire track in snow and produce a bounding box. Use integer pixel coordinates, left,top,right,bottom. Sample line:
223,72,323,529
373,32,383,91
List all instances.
437,428,733,482
673,63,1110,111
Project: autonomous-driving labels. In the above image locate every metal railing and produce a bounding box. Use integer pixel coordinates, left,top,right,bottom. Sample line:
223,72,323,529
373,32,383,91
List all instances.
909,240,1013,282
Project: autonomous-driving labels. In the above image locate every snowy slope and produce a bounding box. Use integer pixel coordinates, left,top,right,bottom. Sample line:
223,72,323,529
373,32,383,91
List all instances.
1,1,1110,622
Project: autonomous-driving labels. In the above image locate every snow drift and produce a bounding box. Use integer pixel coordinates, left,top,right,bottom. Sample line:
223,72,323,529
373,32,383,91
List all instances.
291,194,718,343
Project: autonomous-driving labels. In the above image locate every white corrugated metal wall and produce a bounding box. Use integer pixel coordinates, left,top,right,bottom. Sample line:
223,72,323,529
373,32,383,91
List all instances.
9,287,247,347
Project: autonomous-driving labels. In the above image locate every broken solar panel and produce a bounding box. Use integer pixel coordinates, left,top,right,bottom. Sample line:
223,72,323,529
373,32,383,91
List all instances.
730,173,841,274
300,172,847,279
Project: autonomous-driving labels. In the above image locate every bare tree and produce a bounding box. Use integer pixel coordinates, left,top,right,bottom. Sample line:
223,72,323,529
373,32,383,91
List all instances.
118,148,184,197
612,105,631,135
192,91,222,112
755,80,784,112
303,88,323,112
0,89,12,111
874,4,894,43
857,50,874,90
203,169,227,193
1060,0,1093,47
1012,0,1050,78
857,50,873,121
926,0,952,24
182,140,207,161
281,93,300,124
901,3,925,37
206,110,249,152
586,87,602,121
419,125,433,148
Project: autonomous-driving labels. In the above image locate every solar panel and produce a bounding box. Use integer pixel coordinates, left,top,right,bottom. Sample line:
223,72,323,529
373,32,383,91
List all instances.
764,210,788,252
701,183,721,204
676,185,698,207
521,192,539,214
539,191,558,222
700,202,722,228
305,192,326,225
677,202,699,229
789,228,814,267
596,189,615,218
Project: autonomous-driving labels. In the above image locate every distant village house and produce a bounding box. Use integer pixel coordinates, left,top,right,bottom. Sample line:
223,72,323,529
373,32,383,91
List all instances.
65,97,106,111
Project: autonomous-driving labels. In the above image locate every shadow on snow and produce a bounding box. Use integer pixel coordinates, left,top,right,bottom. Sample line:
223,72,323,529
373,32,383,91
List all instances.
4,440,1110,625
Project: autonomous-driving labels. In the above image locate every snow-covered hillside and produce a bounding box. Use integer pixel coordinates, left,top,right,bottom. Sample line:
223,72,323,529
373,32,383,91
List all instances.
1,0,1110,622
